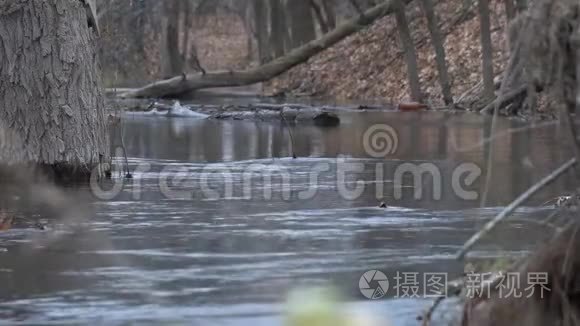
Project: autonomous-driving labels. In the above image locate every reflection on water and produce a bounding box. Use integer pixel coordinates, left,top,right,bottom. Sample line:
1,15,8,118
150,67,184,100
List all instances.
0,111,574,325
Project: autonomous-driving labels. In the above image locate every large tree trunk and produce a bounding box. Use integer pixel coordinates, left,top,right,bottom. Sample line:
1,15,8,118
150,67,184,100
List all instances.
394,0,423,102
420,0,453,105
0,0,109,178
121,0,410,99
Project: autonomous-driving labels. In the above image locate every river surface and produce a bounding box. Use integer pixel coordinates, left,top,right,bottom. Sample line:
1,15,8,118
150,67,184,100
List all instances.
0,109,575,325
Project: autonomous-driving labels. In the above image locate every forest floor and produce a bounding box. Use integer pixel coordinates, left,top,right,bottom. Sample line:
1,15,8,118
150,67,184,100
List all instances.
265,0,509,107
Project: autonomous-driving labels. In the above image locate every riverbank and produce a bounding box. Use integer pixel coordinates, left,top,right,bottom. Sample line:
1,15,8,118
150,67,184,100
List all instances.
107,94,556,125
265,0,509,107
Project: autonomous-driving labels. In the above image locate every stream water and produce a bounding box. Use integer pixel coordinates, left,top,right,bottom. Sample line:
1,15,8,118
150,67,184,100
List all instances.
0,109,575,325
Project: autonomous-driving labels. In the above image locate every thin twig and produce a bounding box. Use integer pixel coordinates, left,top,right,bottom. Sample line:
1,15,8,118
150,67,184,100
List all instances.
421,295,446,326
119,116,132,179
280,111,297,159
478,96,499,207
458,158,577,260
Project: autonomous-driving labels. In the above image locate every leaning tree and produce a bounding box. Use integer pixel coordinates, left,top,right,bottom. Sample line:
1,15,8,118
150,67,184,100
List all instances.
0,0,109,180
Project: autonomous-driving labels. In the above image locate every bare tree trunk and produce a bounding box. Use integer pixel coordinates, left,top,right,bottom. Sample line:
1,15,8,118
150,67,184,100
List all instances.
394,0,423,102
321,0,337,30
349,0,365,15
181,0,193,61
478,0,495,99
253,0,270,63
287,0,317,48
504,0,516,20
121,0,411,98
162,0,184,77
420,0,453,105
269,0,288,58
515,0,527,12
0,0,109,177
310,0,331,34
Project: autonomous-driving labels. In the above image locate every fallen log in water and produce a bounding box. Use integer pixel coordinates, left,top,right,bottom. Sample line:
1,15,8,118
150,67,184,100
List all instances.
113,99,345,125
208,106,341,126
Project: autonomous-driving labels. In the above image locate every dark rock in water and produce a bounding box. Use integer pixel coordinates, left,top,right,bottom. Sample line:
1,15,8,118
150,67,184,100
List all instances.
313,112,340,127
379,201,388,208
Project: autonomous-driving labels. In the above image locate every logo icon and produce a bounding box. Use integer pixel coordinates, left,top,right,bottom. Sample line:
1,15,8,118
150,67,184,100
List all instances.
363,124,399,158
359,270,389,299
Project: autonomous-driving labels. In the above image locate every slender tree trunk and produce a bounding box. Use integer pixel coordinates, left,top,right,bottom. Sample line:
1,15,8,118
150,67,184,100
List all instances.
181,0,193,61
478,0,495,99
394,0,423,102
162,0,184,77
321,0,337,30
253,0,270,63
515,0,527,12
269,0,288,58
133,0,148,59
287,0,317,48
420,0,453,105
280,1,292,54
0,0,109,177
310,0,331,34
504,0,516,20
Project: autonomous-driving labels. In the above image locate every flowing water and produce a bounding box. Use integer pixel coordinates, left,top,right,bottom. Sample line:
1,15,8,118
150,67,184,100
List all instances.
0,109,575,325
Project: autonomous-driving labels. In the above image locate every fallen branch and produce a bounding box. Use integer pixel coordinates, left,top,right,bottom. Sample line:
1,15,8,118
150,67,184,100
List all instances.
419,278,464,325
120,0,409,99
479,84,527,114
457,157,577,260
420,295,446,326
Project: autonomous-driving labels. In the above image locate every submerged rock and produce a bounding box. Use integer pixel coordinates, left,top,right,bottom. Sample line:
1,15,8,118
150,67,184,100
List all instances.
313,112,340,127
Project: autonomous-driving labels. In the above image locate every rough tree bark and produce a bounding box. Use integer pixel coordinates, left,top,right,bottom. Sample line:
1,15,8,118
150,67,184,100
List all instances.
394,0,423,102
120,0,410,99
478,0,495,99
0,0,109,178
420,0,453,105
